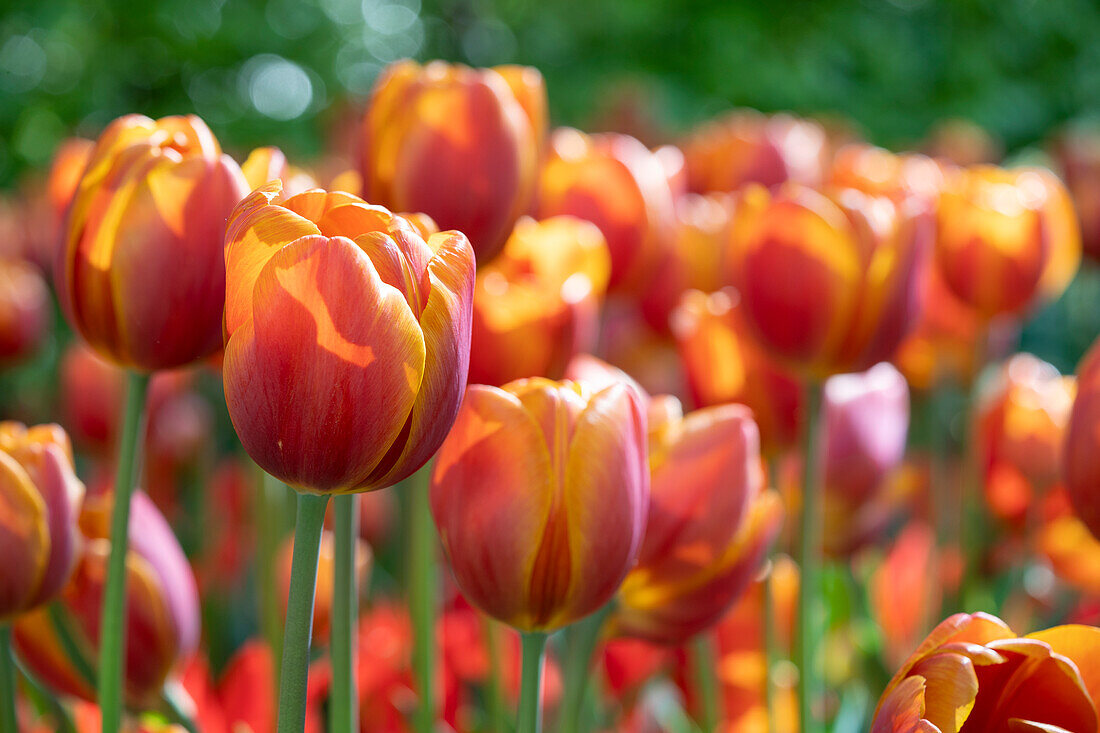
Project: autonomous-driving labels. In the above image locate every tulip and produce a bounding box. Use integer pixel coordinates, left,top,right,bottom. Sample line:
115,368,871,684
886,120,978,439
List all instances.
935,165,1080,319
0,258,50,364
536,128,675,292
975,354,1075,525
869,522,938,667
1066,338,1100,539
13,490,199,707
469,216,610,386
0,423,84,619
614,400,783,644
359,60,545,262
1052,126,1100,260
241,146,318,198
727,183,930,378
57,113,249,371
680,110,827,194
871,612,1100,732
671,288,803,454
276,529,371,644
46,138,94,222
828,144,944,206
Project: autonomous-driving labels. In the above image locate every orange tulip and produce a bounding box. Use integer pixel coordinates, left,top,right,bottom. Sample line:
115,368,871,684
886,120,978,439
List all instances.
222,182,475,493
975,353,1075,525
0,423,84,619
1037,489,1100,596
727,184,930,377
0,258,50,363
671,288,803,454
46,138,94,221
536,128,675,293
469,216,610,386
359,60,545,262
1066,338,1100,539
871,612,1100,732
935,165,1080,319
56,114,250,370
869,522,938,668
277,529,371,644
828,144,944,206
14,490,200,707
680,110,826,194
614,399,783,644
431,378,649,632
241,146,317,197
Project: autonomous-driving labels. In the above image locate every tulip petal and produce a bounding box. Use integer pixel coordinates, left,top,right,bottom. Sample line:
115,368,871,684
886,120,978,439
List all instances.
872,675,941,733
1028,625,1100,711
0,450,48,617
909,652,979,733
25,444,84,609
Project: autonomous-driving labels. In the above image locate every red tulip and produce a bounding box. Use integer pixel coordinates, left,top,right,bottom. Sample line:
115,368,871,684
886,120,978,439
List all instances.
1066,338,1100,539
0,258,50,363
1052,126,1100,260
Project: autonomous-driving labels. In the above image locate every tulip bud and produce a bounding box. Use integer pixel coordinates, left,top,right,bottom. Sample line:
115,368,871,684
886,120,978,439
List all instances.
469,216,610,386
728,184,930,377
14,490,199,707
431,378,649,631
0,258,51,364
0,423,84,619
222,182,475,492
671,288,803,454
871,613,1100,732
277,530,371,644
1066,338,1100,539
614,400,783,644
935,165,1081,318
359,60,545,262
536,128,675,293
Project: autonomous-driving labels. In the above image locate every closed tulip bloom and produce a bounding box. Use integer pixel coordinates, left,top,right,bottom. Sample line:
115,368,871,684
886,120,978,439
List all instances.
536,128,675,293
0,258,50,363
935,165,1081,319
222,182,475,492
469,216,610,386
359,60,545,262
671,288,803,454
728,184,930,377
431,378,649,632
14,490,199,707
1066,339,1100,539
614,399,783,644
828,144,944,206
871,613,1100,732
0,423,84,619
57,114,249,370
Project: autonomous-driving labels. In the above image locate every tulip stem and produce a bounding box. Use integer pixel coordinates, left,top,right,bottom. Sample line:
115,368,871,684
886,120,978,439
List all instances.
98,371,150,733
517,631,548,733
409,466,436,733
797,381,823,733
331,493,360,733
48,603,96,688
0,626,18,733
691,633,720,731
277,492,330,733
557,602,612,733
483,617,507,733
255,464,286,681
161,680,199,733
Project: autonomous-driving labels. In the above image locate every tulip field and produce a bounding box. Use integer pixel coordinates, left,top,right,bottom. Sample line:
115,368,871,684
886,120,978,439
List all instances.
4,2,1100,733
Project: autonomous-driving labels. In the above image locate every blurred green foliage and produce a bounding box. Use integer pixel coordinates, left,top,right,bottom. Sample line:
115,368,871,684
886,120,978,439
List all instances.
2,0,1100,187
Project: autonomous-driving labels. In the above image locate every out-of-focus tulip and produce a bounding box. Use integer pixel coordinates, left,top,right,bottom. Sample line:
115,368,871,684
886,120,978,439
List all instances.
1066,339,1100,539
469,216,610,385
728,184,929,377
869,522,938,668
1037,489,1100,596
536,128,675,293
0,423,84,619
871,612,1100,732
0,258,51,363
222,182,475,493
828,144,944,206
241,146,318,198
614,399,782,644
923,119,1002,167
680,110,826,194
935,165,1080,319
14,490,200,707
359,60,545,262
277,529,371,644
598,301,689,400
975,354,1075,525
46,138,94,221
57,114,249,370
821,362,910,554
431,378,649,632
671,288,803,454
1052,126,1100,260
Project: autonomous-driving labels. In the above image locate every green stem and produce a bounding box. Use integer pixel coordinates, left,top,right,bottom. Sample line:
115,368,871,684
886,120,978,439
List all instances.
277,492,330,733
691,634,720,731
98,371,150,733
255,465,285,679
557,603,612,733
161,680,199,733
797,381,823,733
409,467,436,733
12,654,75,733
516,632,548,733
484,618,506,733
0,626,18,733
763,561,776,729
48,603,96,688
331,493,360,733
